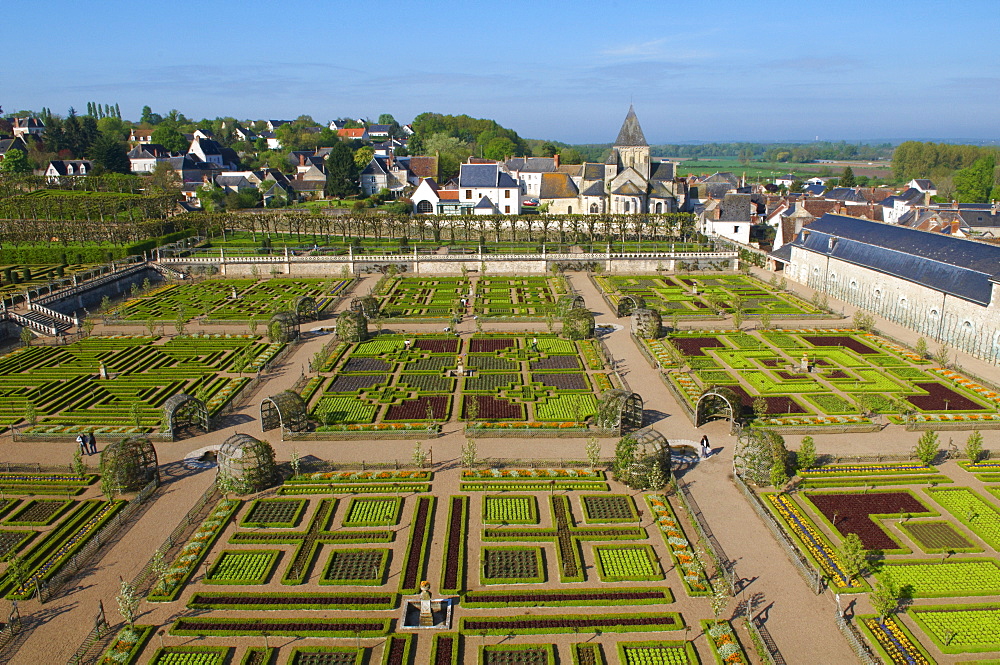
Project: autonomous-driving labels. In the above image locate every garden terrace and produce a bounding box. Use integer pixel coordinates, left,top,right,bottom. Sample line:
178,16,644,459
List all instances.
648,328,1000,429
804,490,931,551
375,276,470,320
110,278,349,322
0,335,272,433
306,334,611,430
595,273,821,319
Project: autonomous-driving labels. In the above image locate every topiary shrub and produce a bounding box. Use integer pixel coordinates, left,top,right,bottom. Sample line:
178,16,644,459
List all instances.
562,308,595,340
336,310,368,342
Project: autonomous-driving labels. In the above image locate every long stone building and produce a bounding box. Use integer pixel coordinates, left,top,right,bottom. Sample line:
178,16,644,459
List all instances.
770,214,1000,361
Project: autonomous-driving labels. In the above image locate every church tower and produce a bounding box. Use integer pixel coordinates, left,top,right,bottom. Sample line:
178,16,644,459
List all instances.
613,105,650,181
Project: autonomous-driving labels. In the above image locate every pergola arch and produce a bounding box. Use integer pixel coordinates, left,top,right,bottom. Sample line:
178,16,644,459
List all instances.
557,294,586,316
162,393,210,438
268,311,300,343
295,295,318,321
350,295,380,319
260,390,309,432
100,437,159,493
617,294,646,318
629,427,672,477
218,433,277,495
595,389,644,433
696,386,743,430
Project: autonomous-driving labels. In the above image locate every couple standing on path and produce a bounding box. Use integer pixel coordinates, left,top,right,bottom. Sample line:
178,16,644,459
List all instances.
76,432,97,455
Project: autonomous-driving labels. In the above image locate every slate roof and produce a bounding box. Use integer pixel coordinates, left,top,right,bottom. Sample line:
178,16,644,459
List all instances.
705,182,737,199
825,187,869,203
774,214,1000,305
127,144,171,159
703,172,739,185
194,138,223,156
47,160,92,175
0,137,26,156
614,105,647,147
474,196,495,210
720,193,752,222
912,179,936,190
650,181,676,199
458,164,518,188
580,181,606,197
649,161,675,181
803,184,826,196
582,163,606,180
612,181,644,196
367,124,391,133
505,157,557,173
538,173,579,199
215,175,254,189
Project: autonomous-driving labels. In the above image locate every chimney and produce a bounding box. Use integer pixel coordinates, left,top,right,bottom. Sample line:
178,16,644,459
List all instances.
553,153,560,168
299,153,306,167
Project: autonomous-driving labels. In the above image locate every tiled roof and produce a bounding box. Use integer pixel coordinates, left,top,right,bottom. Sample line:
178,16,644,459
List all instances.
614,105,647,147
337,128,366,138
408,156,438,179
438,190,459,201
778,214,1000,304
538,173,579,199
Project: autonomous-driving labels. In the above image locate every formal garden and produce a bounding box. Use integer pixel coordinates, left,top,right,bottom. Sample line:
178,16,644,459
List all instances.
305,334,618,433
0,334,284,434
640,328,1000,429
106,278,352,323
755,455,1000,663
116,468,747,664
595,273,822,319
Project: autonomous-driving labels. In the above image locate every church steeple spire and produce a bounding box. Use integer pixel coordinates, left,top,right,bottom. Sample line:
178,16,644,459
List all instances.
614,105,648,147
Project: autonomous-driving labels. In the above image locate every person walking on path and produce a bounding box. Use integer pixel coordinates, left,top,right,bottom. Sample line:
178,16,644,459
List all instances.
531,337,538,352
88,432,97,455
76,434,88,455
700,435,711,459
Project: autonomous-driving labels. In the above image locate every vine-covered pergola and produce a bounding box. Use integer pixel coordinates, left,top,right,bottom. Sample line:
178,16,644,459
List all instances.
100,437,159,493
268,311,299,343
217,433,277,495
295,295,319,321
617,294,646,318
630,308,662,339
260,390,309,433
350,295,380,319
595,389,644,433
162,393,210,438
557,294,586,316
629,428,672,478
696,386,743,432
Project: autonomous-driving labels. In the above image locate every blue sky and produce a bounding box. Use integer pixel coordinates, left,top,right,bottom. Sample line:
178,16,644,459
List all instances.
7,0,999,143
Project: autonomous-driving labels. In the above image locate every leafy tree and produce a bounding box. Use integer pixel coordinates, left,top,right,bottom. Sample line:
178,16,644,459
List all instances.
151,125,189,153
869,573,900,619
353,146,374,169
24,401,37,427
73,448,87,477
915,337,928,358
140,105,163,125
19,327,33,347
933,345,951,367
411,441,428,468
325,142,359,198
914,430,940,466
97,116,129,141
953,155,996,203
461,439,478,468
837,533,866,584
839,166,856,187
540,142,558,157
0,147,31,174
769,458,788,489
797,436,817,470
116,578,140,627
965,429,984,463
6,554,28,593
89,134,131,173
559,148,584,165
483,137,516,161
585,437,602,468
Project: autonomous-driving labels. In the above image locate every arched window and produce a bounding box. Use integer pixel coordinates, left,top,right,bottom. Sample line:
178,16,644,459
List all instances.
829,272,837,283
590,203,599,214
899,296,908,309
874,288,883,299
567,206,573,214
655,202,663,213
416,200,433,213
962,320,975,333
929,309,939,319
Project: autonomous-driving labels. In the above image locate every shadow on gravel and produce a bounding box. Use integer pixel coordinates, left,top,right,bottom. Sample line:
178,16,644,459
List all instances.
0,601,77,664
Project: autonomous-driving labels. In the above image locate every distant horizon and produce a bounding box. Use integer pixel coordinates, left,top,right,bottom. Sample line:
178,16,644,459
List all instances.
6,0,999,145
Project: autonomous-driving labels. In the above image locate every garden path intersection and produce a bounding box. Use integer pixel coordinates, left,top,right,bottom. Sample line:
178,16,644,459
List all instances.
2,270,1000,662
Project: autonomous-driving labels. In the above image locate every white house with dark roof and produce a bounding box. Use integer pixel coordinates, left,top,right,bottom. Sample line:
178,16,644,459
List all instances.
458,163,521,215
127,143,172,173
45,160,92,182
12,117,44,140
505,156,559,197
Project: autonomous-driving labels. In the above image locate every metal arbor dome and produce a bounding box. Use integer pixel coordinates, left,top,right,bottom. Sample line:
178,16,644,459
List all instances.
617,294,646,318
630,308,662,339
217,433,277,495
260,390,309,433
562,307,595,340
336,310,368,342
162,393,210,439
557,294,586,316
295,295,319,321
99,437,159,493
696,386,743,432
629,427,672,477
350,295,380,319
595,389,644,433
268,311,300,343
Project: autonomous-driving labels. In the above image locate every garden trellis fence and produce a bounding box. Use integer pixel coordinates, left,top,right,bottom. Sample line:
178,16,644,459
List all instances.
836,612,882,665
38,477,159,604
